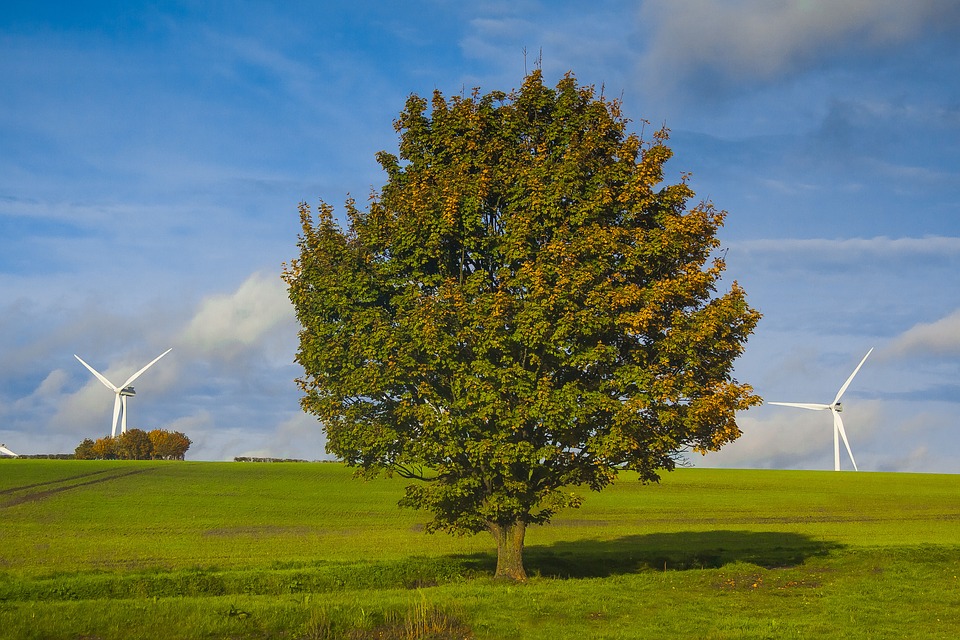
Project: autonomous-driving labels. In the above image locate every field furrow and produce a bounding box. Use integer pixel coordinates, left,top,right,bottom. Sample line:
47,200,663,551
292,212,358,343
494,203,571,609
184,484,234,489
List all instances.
0,469,115,496
0,468,157,509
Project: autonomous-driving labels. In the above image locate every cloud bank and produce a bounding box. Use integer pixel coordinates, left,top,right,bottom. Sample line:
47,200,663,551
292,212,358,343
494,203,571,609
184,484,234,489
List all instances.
179,271,294,361
639,0,960,95
886,308,960,358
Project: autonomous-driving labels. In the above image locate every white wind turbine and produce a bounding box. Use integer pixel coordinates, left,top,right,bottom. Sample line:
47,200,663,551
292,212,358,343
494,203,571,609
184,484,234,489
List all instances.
74,348,172,437
768,348,873,471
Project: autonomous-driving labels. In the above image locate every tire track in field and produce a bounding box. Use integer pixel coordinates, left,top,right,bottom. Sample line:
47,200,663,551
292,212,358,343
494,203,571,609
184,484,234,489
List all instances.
0,469,116,495
0,468,157,508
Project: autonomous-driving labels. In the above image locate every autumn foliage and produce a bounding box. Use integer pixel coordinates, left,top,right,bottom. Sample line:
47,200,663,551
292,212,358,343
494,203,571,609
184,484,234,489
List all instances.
75,429,191,460
284,71,761,580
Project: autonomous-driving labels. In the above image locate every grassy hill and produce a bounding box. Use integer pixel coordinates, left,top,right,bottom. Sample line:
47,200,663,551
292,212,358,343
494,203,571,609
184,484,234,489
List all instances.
1,460,958,638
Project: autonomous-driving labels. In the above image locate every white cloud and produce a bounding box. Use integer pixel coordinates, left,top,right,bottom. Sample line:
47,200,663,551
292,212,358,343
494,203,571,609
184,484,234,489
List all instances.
700,411,834,470
165,409,215,435
885,308,960,358
731,235,960,259
178,271,294,360
227,411,329,461
11,369,69,413
269,411,330,459
638,0,960,93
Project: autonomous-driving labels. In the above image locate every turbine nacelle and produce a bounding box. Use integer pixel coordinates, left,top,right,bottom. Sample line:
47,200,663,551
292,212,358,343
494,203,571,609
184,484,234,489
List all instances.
120,386,136,397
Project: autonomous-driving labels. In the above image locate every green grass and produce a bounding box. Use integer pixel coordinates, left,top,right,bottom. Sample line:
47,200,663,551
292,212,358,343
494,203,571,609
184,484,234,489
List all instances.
1,460,958,638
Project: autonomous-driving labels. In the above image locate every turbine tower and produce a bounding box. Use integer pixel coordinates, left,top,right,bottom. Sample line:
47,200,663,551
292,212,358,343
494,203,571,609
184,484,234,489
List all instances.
74,348,172,437
768,348,873,471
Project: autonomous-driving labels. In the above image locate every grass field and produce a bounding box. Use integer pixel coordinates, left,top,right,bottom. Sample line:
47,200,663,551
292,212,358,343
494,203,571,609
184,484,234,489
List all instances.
0,460,958,639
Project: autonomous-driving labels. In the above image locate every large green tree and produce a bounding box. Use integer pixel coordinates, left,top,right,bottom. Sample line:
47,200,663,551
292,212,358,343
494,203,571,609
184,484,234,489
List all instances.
284,71,761,581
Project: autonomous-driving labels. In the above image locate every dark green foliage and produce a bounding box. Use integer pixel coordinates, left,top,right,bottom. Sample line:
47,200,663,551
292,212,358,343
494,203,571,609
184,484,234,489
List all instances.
74,439,96,460
116,429,153,460
0,557,474,603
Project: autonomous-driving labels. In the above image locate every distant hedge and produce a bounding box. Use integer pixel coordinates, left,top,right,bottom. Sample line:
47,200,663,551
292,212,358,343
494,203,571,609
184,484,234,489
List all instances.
6,454,75,460
233,457,312,463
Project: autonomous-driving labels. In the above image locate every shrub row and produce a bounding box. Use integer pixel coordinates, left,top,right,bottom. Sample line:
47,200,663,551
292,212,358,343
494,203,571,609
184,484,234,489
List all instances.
75,429,191,460
0,556,479,602
233,457,312,463
4,454,75,459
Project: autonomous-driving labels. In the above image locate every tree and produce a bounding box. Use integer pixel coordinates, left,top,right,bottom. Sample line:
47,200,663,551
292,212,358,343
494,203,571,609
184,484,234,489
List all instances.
115,429,153,460
90,437,117,460
75,438,96,460
148,429,192,460
166,431,191,460
284,71,761,581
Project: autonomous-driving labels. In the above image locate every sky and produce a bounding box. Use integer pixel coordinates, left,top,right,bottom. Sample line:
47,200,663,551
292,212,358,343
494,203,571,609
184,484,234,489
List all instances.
2,1,959,472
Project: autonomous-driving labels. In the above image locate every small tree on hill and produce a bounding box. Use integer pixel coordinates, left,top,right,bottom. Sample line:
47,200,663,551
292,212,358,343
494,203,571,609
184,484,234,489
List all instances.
284,71,761,581
75,438,96,460
148,429,192,460
116,429,153,460
90,437,117,460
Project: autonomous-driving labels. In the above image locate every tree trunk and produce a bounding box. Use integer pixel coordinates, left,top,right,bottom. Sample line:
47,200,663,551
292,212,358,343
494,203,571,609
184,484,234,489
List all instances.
489,520,527,581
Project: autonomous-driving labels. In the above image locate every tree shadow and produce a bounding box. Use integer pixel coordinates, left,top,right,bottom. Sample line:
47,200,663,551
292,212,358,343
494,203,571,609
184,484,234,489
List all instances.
452,530,844,579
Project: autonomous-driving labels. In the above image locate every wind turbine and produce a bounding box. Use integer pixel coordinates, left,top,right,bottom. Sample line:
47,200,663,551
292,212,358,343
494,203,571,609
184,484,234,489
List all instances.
74,348,172,437
768,348,873,471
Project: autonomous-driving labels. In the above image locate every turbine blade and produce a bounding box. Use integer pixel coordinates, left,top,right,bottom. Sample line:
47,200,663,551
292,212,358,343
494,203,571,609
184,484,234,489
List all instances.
111,394,121,438
122,348,172,388
833,348,874,405
767,402,831,411
833,410,858,472
75,355,119,392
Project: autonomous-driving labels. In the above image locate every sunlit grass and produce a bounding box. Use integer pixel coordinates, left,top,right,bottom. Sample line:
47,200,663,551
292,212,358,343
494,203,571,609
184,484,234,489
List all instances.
1,460,958,638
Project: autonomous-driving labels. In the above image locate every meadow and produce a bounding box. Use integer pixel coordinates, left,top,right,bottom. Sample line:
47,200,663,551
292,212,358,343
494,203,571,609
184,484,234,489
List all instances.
0,460,958,639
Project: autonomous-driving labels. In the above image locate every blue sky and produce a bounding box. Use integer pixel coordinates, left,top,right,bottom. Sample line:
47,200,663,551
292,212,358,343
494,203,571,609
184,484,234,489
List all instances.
2,1,959,471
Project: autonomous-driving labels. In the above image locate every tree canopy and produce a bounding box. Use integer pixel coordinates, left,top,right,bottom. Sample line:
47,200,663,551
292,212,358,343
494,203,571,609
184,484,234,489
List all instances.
284,71,761,580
